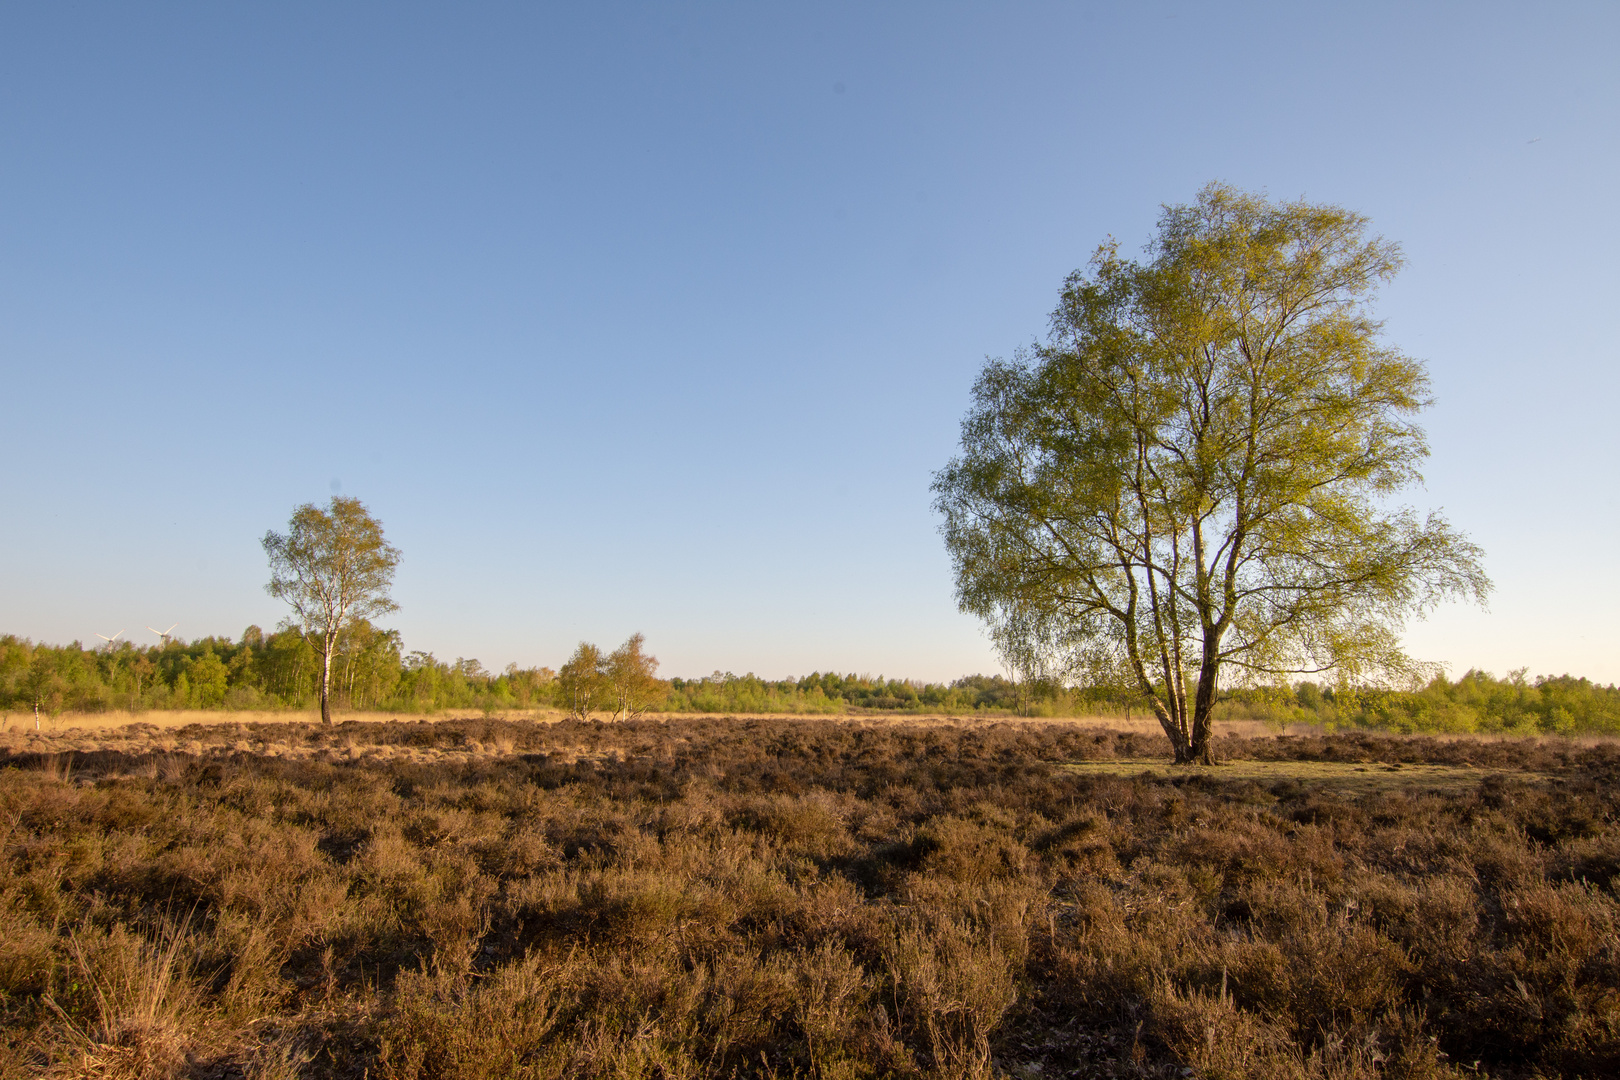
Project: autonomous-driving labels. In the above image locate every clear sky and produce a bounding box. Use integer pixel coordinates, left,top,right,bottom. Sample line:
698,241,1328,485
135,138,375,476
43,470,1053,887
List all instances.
2,3,1616,683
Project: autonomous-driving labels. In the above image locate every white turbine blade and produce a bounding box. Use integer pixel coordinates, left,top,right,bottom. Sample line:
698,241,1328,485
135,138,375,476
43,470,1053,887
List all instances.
165,624,178,635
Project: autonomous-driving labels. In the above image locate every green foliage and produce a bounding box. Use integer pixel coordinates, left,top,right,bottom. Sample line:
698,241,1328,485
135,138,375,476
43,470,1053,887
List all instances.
933,183,1490,763
664,671,1039,715
0,628,554,719
263,495,403,723
0,633,1060,720
1224,669,1620,736
604,633,666,721
557,642,608,721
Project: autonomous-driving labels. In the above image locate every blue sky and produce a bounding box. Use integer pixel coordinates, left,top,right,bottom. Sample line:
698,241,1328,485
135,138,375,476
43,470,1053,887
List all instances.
2,3,1616,683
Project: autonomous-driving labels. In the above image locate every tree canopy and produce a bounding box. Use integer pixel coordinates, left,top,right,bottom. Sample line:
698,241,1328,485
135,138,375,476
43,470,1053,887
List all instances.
263,496,402,723
933,183,1490,763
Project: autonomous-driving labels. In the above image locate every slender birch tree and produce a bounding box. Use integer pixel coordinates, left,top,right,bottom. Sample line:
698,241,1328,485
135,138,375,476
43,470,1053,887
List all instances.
606,633,666,720
558,642,607,721
933,184,1490,764
263,497,401,724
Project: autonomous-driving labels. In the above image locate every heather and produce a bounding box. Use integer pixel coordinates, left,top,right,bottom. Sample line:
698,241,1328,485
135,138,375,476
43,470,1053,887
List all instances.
2,717,1617,1078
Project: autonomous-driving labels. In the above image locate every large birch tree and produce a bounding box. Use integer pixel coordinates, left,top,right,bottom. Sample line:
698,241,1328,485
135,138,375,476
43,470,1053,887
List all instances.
933,184,1490,764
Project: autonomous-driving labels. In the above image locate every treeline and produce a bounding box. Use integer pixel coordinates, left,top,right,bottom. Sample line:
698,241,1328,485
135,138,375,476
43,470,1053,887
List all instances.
664,672,1033,714
4,630,1619,736
1222,668,1620,736
0,627,549,717
0,629,1035,719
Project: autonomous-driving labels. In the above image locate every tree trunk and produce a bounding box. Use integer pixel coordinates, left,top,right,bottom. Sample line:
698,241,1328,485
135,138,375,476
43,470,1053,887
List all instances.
1189,693,1216,764
1188,654,1220,765
320,637,333,724
1150,697,1192,763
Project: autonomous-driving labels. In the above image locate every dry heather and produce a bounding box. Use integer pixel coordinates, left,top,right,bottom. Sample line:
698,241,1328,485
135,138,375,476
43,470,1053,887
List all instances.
0,717,1616,1079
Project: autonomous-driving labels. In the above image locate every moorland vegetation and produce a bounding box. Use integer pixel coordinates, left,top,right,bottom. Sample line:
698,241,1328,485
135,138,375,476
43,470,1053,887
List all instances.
2,717,1617,1078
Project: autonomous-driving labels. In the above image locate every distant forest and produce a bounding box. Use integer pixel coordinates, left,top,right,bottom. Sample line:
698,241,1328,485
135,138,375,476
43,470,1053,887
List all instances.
3,626,1619,736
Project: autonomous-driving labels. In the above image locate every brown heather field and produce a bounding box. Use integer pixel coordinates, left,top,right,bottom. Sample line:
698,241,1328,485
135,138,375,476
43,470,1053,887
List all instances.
1,716,1617,1080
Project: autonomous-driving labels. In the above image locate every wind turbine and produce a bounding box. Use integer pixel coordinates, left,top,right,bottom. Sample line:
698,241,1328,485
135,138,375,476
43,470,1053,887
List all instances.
96,630,126,649
147,624,178,646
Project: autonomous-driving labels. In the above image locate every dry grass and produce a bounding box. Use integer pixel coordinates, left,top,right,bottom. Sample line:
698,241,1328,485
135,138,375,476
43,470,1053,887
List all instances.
3,709,1289,739
1,717,1616,1079
1,708,569,735
40,918,200,1080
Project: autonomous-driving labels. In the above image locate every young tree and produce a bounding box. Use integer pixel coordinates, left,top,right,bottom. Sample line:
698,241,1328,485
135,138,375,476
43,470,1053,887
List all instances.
933,183,1490,764
24,652,66,726
557,642,606,720
605,633,666,720
262,496,401,724
504,664,557,710
127,653,154,711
